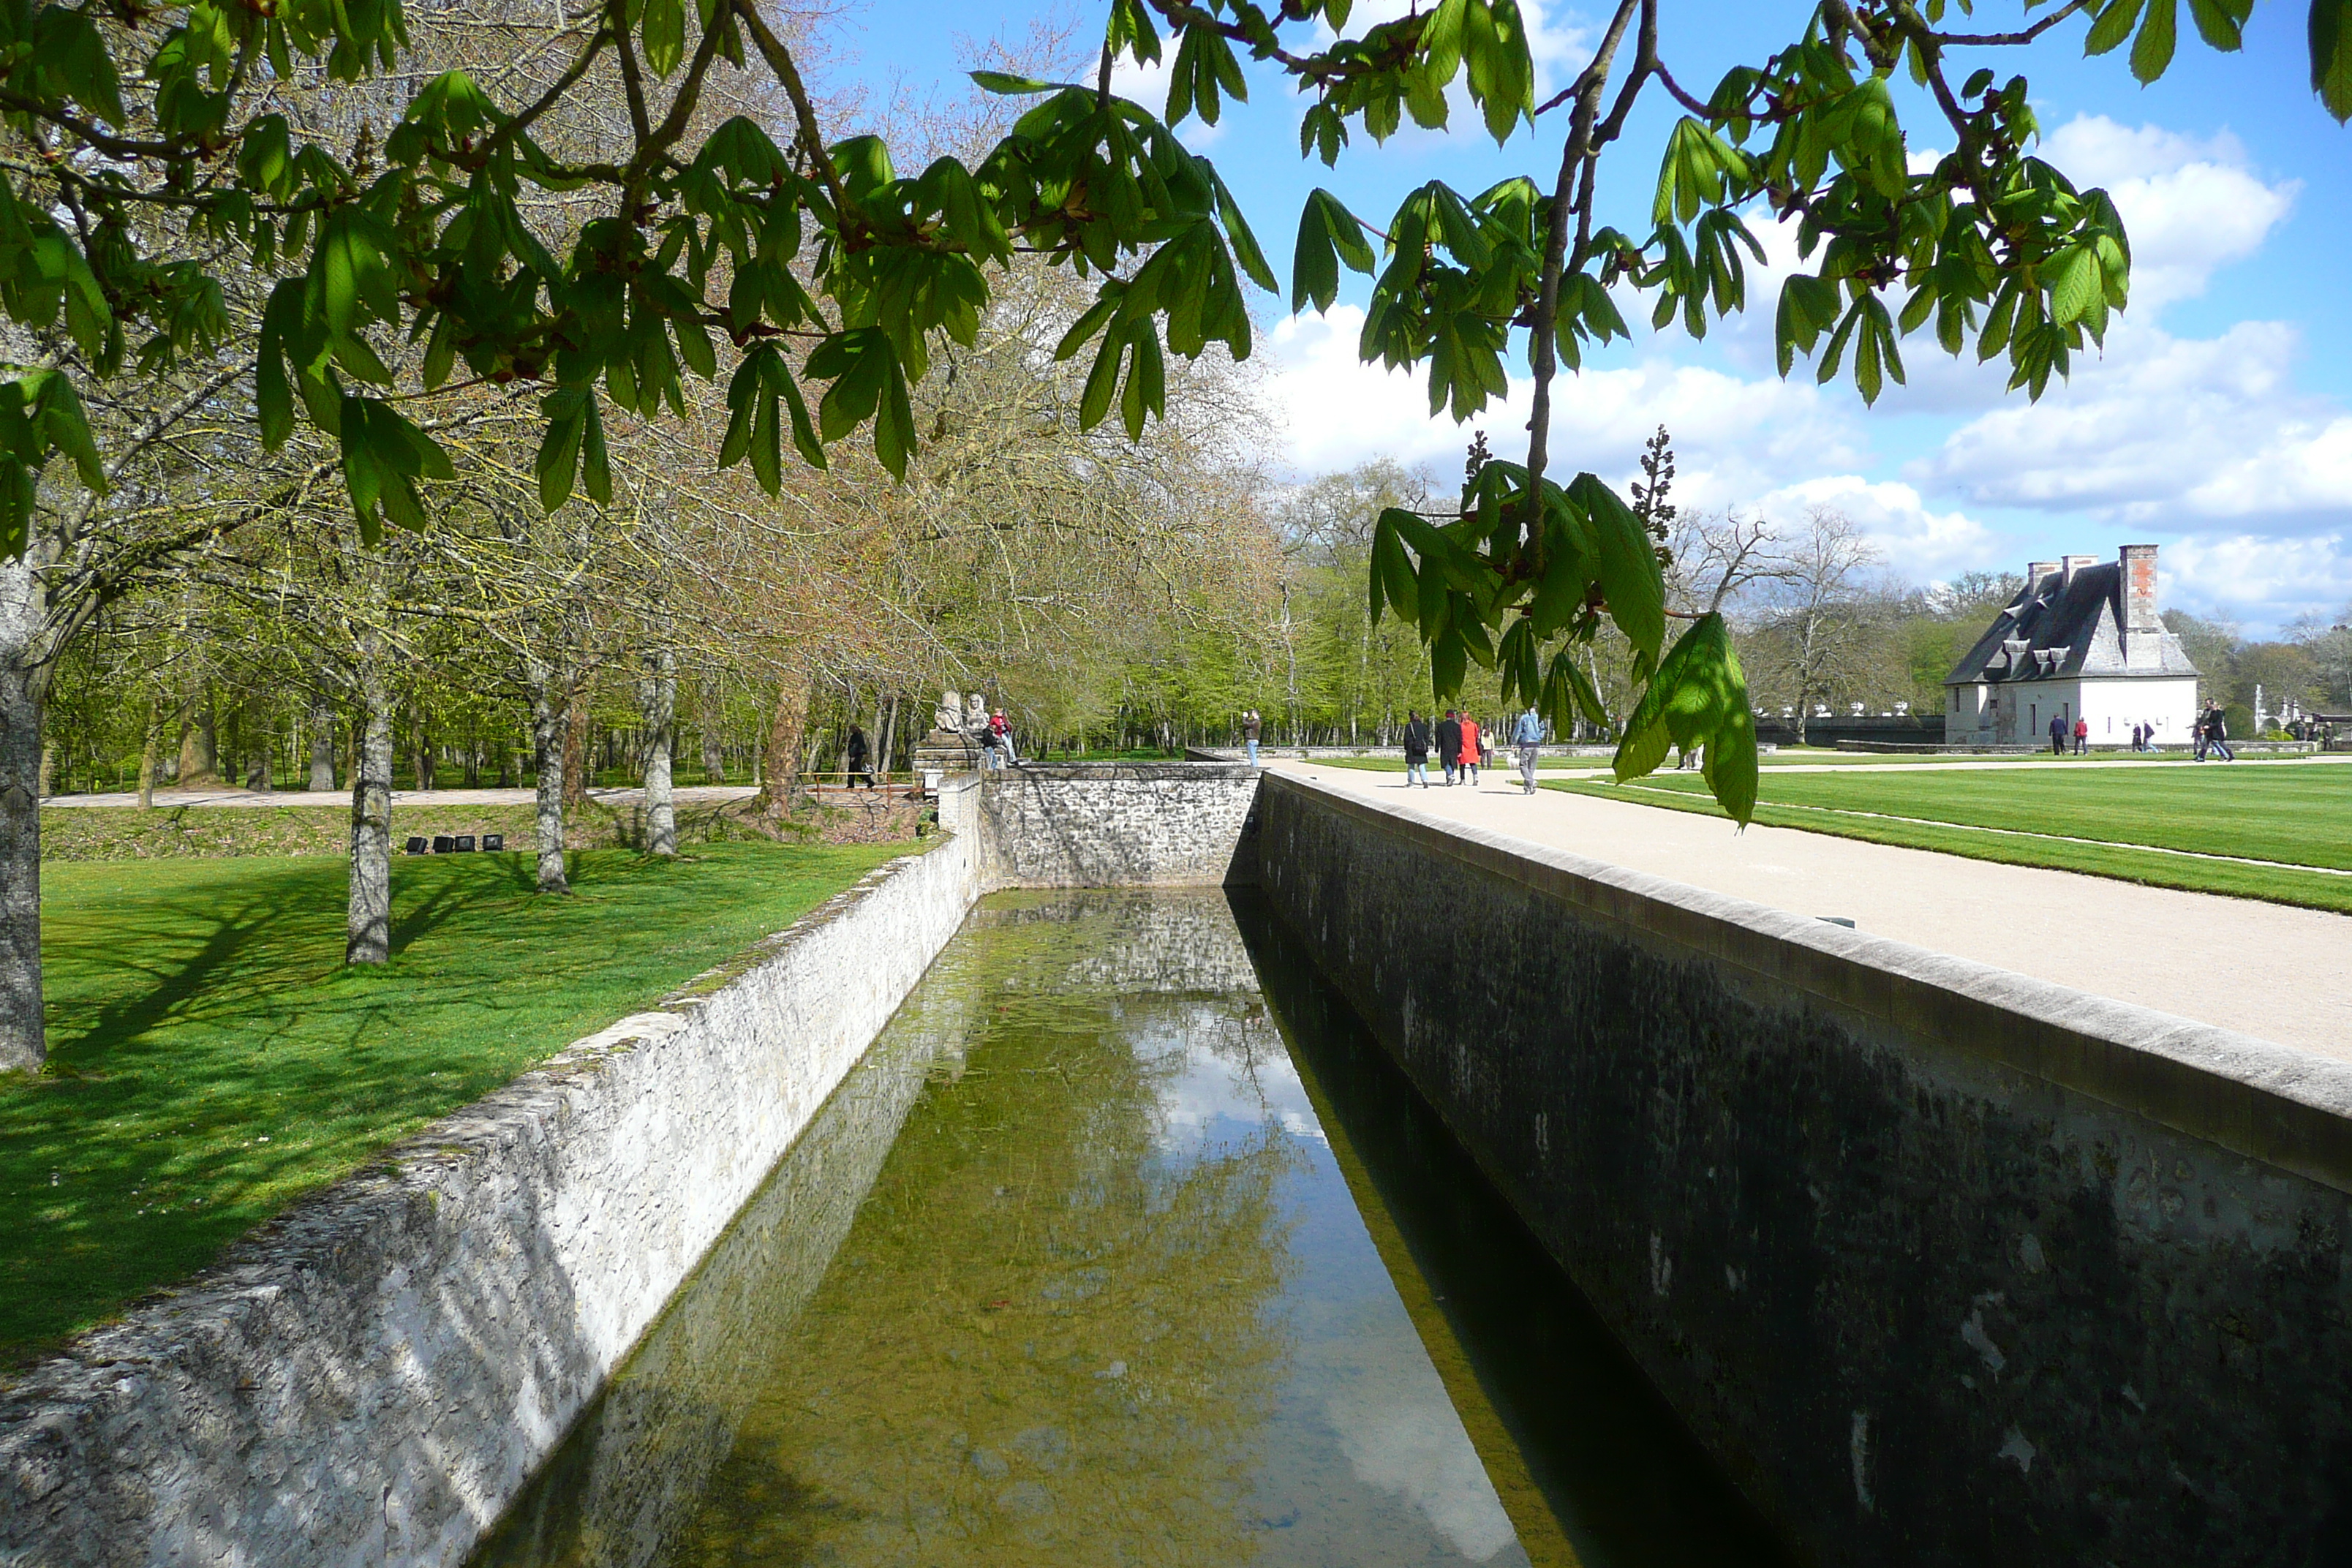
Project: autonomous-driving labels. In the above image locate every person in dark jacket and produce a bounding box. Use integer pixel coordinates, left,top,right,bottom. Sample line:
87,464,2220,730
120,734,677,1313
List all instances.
845,725,874,788
2204,704,2234,762
2048,712,2068,755
1436,710,1463,785
1402,711,1432,787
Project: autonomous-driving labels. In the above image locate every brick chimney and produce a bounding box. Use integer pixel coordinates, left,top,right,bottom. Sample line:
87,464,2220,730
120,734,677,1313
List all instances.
2061,553,2098,588
2119,543,2160,668
2027,561,2059,599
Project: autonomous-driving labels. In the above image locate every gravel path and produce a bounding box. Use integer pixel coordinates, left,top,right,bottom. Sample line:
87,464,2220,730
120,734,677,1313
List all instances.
42,785,763,810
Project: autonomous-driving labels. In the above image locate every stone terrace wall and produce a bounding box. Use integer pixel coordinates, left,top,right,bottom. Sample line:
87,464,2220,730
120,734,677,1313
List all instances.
954,763,1262,889
1254,772,2352,1568
0,831,984,1568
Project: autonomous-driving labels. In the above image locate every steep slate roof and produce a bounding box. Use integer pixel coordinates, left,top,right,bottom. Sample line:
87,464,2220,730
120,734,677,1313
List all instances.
1945,562,2199,686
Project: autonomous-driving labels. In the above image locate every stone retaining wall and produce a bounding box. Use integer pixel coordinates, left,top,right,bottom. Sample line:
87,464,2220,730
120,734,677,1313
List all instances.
952,762,1262,888
0,829,985,1568
1253,772,2352,1568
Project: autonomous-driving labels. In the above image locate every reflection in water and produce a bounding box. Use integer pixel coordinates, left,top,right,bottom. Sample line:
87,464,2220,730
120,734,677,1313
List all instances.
1236,896,1797,1568
474,890,1783,1568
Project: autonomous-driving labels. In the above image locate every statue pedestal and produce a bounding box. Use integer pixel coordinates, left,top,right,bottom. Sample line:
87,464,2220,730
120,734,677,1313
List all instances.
911,728,977,792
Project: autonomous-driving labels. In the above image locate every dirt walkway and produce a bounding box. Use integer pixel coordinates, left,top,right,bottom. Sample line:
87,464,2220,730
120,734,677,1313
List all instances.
1276,761,2352,1060
43,785,762,810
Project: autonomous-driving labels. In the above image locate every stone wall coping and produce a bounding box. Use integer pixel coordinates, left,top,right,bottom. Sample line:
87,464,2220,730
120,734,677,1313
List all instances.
1267,772,2352,1194
992,761,1261,781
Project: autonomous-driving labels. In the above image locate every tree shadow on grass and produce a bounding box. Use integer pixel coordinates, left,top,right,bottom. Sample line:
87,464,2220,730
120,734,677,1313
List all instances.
45,860,349,1065
4,843,883,1369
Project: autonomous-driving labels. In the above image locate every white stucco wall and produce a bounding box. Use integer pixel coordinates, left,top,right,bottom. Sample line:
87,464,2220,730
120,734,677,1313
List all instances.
1950,677,2199,745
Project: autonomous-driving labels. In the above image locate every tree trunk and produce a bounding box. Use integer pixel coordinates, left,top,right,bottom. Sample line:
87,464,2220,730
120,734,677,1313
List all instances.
414,710,432,793
0,650,43,1071
178,694,219,785
306,690,337,791
699,682,725,782
562,684,591,813
137,697,159,809
346,655,394,965
243,698,271,792
529,656,573,894
640,650,677,858
758,668,810,818
876,693,898,784
37,740,54,800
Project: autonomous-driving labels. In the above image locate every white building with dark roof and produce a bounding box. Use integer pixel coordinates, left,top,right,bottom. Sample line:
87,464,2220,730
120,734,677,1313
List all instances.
1944,545,2201,747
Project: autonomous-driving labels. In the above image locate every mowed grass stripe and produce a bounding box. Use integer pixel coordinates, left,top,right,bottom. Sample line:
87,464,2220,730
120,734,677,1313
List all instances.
2,839,913,1373
1545,773,2352,916
1621,764,2352,870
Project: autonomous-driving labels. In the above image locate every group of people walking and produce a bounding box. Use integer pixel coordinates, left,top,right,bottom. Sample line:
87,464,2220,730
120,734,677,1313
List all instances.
2046,712,2091,755
2193,703,2235,763
2042,706,2236,759
1402,706,1550,795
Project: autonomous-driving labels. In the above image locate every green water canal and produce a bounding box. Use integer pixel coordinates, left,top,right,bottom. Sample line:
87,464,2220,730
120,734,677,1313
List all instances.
471,890,1787,1567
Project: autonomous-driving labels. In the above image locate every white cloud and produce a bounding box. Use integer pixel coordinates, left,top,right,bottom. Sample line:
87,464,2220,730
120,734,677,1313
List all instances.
1520,0,1594,96
1266,306,1861,497
1700,114,2294,413
1912,319,2352,521
1749,475,2003,581
2038,116,2297,313
2158,533,2352,627
1299,0,1589,143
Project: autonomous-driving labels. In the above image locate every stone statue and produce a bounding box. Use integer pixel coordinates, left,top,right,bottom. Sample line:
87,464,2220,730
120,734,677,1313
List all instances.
934,691,966,734
965,693,988,732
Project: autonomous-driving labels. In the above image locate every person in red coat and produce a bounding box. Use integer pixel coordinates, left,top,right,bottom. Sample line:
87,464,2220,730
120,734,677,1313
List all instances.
1458,714,1482,785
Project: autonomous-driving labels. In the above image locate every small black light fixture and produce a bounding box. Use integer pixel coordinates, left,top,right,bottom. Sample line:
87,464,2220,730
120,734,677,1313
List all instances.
404,837,429,855
453,834,477,852
431,835,456,853
481,833,505,851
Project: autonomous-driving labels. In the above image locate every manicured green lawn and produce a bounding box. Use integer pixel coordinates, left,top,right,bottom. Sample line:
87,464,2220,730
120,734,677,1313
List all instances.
1306,747,2206,772
1,840,914,1372
1551,762,2352,912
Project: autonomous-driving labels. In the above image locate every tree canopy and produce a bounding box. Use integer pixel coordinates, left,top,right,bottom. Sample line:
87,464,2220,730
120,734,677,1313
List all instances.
1,0,2346,822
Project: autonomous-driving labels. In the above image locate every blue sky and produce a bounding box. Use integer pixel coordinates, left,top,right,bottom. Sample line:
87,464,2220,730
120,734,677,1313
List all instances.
818,1,2352,635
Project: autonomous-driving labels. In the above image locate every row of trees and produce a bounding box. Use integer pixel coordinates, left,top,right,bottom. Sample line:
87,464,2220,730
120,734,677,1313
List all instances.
8,0,2341,1080
0,6,1286,1070
1179,434,2352,752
